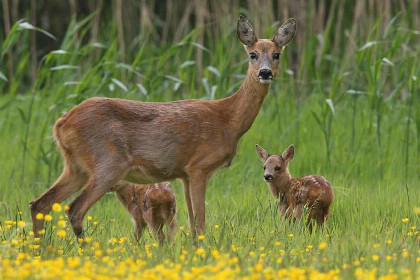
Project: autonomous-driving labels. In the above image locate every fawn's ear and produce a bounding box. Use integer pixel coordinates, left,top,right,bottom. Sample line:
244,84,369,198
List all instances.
272,18,296,47
256,144,269,163
281,144,294,162
237,15,258,47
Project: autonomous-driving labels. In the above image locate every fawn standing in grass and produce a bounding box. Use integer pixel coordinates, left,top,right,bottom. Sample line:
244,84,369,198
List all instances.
112,181,176,242
256,144,334,230
29,16,296,238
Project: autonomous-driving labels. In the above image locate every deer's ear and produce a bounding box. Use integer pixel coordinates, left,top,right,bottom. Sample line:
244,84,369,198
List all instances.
256,144,269,163
272,18,296,47
237,15,258,47
281,144,295,162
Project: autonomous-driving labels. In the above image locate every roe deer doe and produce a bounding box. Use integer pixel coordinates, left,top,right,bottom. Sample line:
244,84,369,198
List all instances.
112,181,176,242
29,16,296,238
256,145,334,230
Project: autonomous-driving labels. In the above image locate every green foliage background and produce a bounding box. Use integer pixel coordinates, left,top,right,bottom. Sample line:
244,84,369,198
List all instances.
0,1,419,277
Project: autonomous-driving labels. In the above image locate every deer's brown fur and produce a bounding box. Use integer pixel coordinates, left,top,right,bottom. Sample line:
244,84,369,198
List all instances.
112,181,176,242
256,145,334,230
29,16,296,238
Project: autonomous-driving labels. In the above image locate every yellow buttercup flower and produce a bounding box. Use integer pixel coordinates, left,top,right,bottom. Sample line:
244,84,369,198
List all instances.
319,242,327,250
288,234,294,238
197,235,205,240
57,230,66,237
58,220,66,227
372,255,380,262
36,213,44,220
401,218,408,223
44,214,53,221
52,203,62,212
17,221,26,227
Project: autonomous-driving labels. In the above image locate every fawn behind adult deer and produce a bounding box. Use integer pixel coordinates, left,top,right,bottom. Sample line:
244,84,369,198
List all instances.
256,144,334,230
112,182,176,242
29,16,296,238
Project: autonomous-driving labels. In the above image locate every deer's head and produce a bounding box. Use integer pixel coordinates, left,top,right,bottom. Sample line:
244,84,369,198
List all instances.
256,144,294,182
237,16,296,84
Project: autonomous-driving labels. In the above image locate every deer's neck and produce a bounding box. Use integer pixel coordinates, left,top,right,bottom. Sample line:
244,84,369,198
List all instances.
226,71,270,138
273,171,292,194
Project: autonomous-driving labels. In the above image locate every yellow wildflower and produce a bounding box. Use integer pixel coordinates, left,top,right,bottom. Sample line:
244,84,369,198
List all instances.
17,221,26,227
319,242,327,250
44,214,52,221
197,235,205,240
58,220,66,227
52,203,62,212
57,230,66,238
36,213,44,220
372,255,380,262
401,218,408,223
288,234,294,238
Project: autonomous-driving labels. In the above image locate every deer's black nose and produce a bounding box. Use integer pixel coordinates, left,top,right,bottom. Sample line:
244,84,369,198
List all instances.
258,69,273,80
264,174,273,181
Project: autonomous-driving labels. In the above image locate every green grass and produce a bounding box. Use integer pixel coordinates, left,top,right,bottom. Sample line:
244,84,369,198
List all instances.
0,13,419,279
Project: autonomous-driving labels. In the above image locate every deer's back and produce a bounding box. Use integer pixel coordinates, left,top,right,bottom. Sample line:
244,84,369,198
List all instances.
55,97,237,182
289,175,333,207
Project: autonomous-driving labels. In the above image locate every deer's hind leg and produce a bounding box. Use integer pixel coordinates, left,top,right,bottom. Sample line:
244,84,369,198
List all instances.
30,163,87,237
307,206,328,233
66,160,129,238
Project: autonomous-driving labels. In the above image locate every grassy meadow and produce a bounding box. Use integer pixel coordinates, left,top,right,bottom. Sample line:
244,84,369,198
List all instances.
0,7,419,280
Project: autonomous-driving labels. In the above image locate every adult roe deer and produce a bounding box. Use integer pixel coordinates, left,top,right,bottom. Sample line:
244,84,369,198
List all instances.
112,182,176,242
29,16,296,238
256,145,334,231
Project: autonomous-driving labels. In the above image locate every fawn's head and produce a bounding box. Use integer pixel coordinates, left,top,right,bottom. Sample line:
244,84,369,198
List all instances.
237,16,296,84
256,144,294,182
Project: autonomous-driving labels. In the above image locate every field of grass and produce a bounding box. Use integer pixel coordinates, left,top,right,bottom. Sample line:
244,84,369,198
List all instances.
0,12,419,280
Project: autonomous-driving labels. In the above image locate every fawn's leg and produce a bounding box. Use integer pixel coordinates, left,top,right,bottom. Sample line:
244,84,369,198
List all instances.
189,172,208,235
145,212,165,243
166,215,177,242
133,219,147,240
294,203,304,221
315,206,329,227
30,166,86,237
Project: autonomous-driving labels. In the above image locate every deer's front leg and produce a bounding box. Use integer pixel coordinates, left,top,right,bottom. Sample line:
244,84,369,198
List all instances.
189,172,208,235
181,178,194,232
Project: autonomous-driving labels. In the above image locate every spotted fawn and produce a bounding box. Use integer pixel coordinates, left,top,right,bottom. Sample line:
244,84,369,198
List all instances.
256,144,334,230
112,182,177,242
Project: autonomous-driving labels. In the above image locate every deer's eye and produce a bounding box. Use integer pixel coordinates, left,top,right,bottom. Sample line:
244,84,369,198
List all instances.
274,166,281,171
263,166,266,170
273,53,280,60
249,52,258,60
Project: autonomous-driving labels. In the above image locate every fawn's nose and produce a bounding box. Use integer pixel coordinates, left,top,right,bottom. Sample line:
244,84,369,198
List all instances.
258,69,273,80
264,174,274,181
